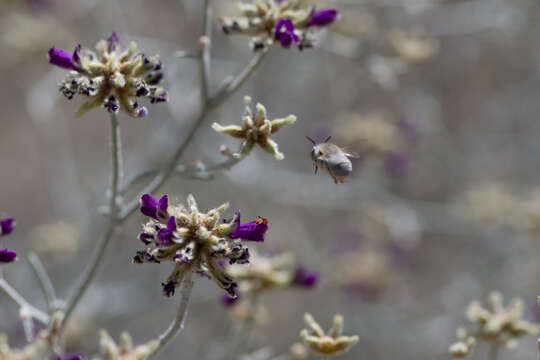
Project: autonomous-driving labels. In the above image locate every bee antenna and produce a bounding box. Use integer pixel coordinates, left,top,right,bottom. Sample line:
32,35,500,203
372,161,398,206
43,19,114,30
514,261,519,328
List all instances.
324,136,332,143
305,136,316,145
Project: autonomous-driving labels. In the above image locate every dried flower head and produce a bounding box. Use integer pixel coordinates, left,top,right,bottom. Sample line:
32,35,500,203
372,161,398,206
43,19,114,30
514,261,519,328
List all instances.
0,216,17,263
220,0,339,51
466,292,539,344
48,32,168,118
212,96,296,160
224,251,319,300
134,193,268,299
449,292,539,358
300,313,358,357
99,330,158,360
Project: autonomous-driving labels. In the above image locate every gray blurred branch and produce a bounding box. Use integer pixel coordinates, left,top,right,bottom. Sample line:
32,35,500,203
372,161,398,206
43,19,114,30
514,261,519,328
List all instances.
62,112,123,330
28,252,58,311
0,278,49,324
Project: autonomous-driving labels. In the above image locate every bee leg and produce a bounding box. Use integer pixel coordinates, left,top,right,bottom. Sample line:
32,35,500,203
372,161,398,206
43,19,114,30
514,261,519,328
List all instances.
314,164,318,174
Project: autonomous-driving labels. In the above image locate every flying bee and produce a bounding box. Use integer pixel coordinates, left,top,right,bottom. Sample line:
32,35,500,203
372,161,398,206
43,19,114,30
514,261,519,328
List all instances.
306,136,356,184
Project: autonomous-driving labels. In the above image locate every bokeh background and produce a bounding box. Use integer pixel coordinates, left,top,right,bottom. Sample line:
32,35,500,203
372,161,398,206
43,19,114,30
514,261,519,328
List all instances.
1,0,540,358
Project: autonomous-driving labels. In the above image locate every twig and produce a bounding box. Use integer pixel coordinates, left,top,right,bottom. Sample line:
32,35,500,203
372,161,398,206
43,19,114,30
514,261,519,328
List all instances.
0,278,49,324
200,0,212,105
120,153,246,194
62,112,123,329
28,251,57,311
148,271,194,359
210,47,270,109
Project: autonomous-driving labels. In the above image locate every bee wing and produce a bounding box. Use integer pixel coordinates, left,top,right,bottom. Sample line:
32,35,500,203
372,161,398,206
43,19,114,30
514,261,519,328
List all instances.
339,146,360,159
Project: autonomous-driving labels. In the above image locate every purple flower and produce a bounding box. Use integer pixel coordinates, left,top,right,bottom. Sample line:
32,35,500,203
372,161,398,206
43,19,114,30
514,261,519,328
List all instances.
48,47,79,71
156,216,176,246
221,293,239,307
0,248,17,263
307,8,339,27
384,152,409,177
0,217,15,236
140,194,169,220
229,213,268,242
292,266,320,287
275,18,299,48
107,31,119,52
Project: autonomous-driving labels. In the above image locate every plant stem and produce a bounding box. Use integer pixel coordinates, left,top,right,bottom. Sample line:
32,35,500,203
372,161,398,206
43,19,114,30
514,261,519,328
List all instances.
120,152,247,192
148,271,194,359
28,251,57,311
62,112,122,329
200,0,212,105
0,278,49,324
488,343,499,360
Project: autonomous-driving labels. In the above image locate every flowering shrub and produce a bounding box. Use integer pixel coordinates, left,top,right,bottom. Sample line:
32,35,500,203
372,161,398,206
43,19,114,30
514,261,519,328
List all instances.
2,0,540,360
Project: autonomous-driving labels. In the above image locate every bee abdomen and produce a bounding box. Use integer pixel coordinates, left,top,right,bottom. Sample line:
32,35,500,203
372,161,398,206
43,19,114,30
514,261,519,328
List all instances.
330,161,352,177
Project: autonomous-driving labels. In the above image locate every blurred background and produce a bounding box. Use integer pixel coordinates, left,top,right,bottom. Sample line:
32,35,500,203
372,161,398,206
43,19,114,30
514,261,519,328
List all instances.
1,0,540,358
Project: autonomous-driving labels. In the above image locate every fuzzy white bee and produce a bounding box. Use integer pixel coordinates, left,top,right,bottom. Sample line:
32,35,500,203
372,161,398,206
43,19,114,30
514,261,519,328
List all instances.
306,136,356,184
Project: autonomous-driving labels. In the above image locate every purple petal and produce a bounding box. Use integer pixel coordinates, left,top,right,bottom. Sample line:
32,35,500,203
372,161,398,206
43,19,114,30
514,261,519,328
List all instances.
140,194,158,219
107,31,119,52
72,44,81,63
229,214,268,242
158,195,169,219
156,216,176,246
307,8,339,27
293,266,320,287
221,293,239,307
0,217,15,236
0,248,17,263
48,47,78,71
166,216,176,231
275,18,299,48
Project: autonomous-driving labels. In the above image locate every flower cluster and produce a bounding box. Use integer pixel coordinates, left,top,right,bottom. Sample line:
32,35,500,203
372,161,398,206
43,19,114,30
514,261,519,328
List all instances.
220,0,339,51
0,216,17,263
98,330,158,360
212,96,296,160
300,313,358,357
222,251,320,306
48,32,168,118
448,292,539,358
133,194,268,298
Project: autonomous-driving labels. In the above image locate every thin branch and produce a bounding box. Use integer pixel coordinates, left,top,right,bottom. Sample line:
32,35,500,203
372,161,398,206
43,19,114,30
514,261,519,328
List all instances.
0,278,50,324
28,252,57,310
148,271,194,359
200,0,212,105
210,47,270,109
62,112,123,329
120,153,246,194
